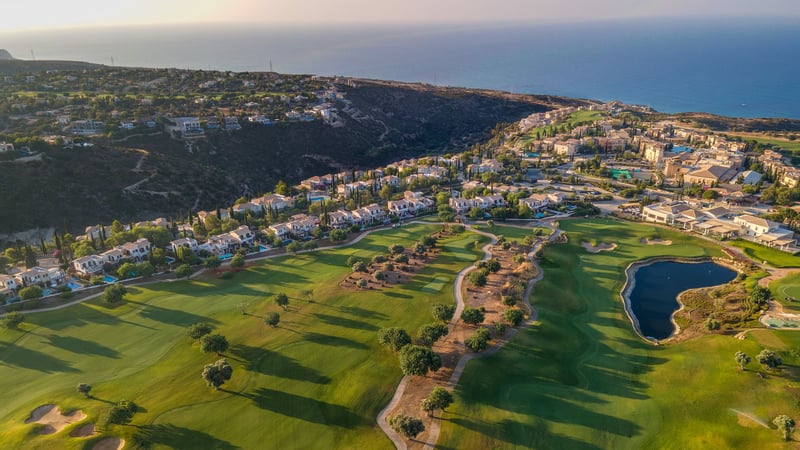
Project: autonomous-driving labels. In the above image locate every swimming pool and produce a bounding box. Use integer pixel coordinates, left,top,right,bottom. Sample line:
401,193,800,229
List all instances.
672,146,693,153
66,281,83,291
258,245,269,252
104,275,118,283
219,253,233,260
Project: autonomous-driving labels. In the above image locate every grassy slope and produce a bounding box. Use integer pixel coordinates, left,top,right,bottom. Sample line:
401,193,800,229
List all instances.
437,219,800,449
730,240,800,268
771,272,800,313
0,224,487,449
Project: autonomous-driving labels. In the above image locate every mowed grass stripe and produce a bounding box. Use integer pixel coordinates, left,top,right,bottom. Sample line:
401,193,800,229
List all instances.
436,219,800,449
0,224,487,449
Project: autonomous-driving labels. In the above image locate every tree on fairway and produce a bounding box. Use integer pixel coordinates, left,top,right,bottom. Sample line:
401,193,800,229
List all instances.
188,322,213,340
421,387,454,417
399,345,442,376
432,303,456,322
758,349,783,371
103,284,127,305
389,244,405,255
734,351,751,371
201,334,229,356
773,415,796,441
76,383,92,398
274,293,289,311
2,311,25,328
229,254,245,269
388,414,425,438
418,323,449,346
461,307,485,325
378,327,411,352
504,308,525,326
202,358,233,390
264,312,280,328
174,264,193,279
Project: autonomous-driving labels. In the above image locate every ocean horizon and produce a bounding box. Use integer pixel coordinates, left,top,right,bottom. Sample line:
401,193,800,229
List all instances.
3,18,800,119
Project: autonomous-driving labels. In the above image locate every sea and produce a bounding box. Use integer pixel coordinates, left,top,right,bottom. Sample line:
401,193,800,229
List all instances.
3,18,800,119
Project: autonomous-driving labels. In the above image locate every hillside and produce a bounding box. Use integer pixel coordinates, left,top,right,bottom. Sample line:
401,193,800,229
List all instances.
0,72,585,234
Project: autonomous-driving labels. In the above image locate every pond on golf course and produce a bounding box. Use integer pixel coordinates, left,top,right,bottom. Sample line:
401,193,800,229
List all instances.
627,261,737,340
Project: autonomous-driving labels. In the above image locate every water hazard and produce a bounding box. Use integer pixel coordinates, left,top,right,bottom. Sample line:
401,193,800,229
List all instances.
628,261,736,339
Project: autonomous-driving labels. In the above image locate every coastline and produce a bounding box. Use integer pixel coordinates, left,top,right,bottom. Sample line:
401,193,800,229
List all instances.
619,256,738,344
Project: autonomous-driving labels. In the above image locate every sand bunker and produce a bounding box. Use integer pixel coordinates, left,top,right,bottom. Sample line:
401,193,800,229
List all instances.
25,404,86,435
641,238,672,245
93,438,125,450
70,422,96,437
582,242,618,253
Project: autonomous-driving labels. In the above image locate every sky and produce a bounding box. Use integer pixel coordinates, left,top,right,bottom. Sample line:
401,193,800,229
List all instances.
2,0,799,31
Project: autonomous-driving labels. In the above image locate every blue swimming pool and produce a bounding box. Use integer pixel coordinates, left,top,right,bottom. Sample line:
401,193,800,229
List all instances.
219,253,233,260
258,245,268,252
66,281,83,291
104,275,118,283
672,146,693,153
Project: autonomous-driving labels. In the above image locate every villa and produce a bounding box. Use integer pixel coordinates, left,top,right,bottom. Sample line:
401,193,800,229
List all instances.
71,255,105,277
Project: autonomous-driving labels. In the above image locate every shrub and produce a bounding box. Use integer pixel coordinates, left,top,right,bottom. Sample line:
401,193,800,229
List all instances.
329,229,348,241
432,303,456,322
346,256,362,267
388,414,425,438
220,271,234,279
372,255,387,264
1,311,24,328
352,261,368,273
394,254,409,264
378,327,411,351
465,328,490,352
19,286,43,300
504,308,525,326
461,307,485,325
468,270,487,287
356,279,368,289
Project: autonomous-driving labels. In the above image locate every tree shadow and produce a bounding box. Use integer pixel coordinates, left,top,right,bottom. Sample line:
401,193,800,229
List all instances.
0,341,78,373
230,344,331,384
441,416,602,450
244,387,368,427
132,423,239,450
382,291,413,299
337,305,389,321
299,331,369,350
46,335,121,359
312,313,379,331
126,300,220,327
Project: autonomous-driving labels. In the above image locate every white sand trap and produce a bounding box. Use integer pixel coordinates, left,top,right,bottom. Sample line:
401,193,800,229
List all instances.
93,437,125,450
25,404,86,435
641,238,672,245
582,242,618,253
70,422,96,437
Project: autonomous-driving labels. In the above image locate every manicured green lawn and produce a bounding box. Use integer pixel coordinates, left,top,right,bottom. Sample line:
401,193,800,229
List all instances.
0,224,487,449
473,223,550,241
771,272,800,313
438,219,800,449
730,239,800,268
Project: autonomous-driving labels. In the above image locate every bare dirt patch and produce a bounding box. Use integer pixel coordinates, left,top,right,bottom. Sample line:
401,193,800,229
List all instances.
25,404,86,435
69,422,96,437
384,239,537,448
641,237,672,245
92,437,125,450
581,241,618,253
340,234,444,292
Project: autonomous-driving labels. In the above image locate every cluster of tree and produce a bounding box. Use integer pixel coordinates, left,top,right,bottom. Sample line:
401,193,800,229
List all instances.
103,283,127,305
734,349,782,371
1,311,24,328
465,327,491,352
106,399,138,425
378,327,442,376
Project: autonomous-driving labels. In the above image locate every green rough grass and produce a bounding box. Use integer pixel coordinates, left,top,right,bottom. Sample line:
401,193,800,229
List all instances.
472,223,550,241
771,272,800,313
437,219,800,449
730,239,800,268
0,224,487,449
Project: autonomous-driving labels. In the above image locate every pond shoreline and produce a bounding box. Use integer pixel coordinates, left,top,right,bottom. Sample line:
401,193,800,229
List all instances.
620,256,739,344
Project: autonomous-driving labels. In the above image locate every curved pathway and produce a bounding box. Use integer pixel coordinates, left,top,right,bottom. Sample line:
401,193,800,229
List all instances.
377,222,558,449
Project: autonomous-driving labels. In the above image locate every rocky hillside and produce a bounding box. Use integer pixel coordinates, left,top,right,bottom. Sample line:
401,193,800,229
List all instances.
0,76,587,234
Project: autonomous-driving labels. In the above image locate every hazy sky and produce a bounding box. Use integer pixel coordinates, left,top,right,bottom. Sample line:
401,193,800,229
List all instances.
3,0,799,31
